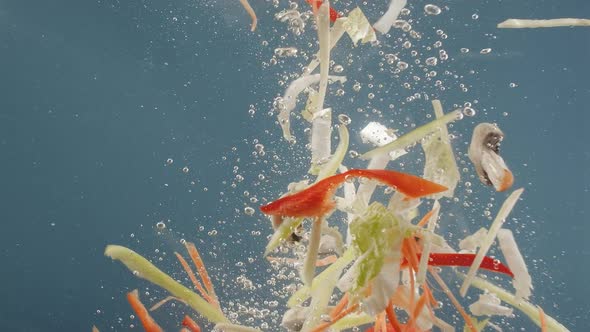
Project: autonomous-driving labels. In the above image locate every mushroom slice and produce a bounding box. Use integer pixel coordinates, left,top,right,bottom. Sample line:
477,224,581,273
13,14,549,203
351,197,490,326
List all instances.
468,123,514,191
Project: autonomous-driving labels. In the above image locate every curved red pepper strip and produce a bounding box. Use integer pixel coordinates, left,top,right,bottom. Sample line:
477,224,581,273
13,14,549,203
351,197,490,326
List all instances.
305,0,341,22
402,253,514,278
260,169,447,222
181,315,202,332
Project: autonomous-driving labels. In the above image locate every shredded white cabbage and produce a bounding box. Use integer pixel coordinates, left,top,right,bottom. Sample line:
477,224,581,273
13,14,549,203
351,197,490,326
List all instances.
362,252,401,315
214,323,262,332
498,18,590,28
460,188,524,296
459,228,488,252
373,0,408,34
416,200,441,284
278,74,346,141
315,1,331,114
497,229,533,300
469,293,514,317
310,108,332,174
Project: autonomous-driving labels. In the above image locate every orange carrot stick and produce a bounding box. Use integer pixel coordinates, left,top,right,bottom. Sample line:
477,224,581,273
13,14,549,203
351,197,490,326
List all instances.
428,268,476,332
174,252,213,303
185,242,219,307
385,300,403,332
149,295,186,312
92,325,100,332
416,209,435,228
411,293,428,324
310,303,359,332
539,306,547,332
182,315,202,332
238,0,257,31
126,290,163,332
329,293,349,319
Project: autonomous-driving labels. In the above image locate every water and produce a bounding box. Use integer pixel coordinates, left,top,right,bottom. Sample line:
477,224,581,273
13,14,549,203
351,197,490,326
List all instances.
0,0,588,331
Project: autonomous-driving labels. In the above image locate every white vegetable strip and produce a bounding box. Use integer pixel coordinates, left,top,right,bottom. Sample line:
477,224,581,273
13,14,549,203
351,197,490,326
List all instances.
469,293,513,317
373,0,408,34
459,228,488,252
310,108,332,173
278,74,346,141
301,216,324,286
466,275,571,332
498,18,590,28
317,124,349,180
460,188,524,296
497,229,533,300
330,313,375,331
361,110,462,160
287,248,355,307
481,150,513,192
304,18,347,75
416,200,441,284
432,317,455,332
316,1,331,113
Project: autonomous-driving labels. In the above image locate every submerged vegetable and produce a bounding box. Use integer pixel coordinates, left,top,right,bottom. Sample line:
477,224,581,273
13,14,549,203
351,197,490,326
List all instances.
468,123,514,192
260,168,447,223
498,18,590,28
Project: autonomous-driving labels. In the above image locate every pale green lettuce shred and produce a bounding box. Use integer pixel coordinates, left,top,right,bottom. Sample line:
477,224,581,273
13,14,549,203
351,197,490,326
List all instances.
349,202,403,296
287,247,355,307
104,245,229,324
464,275,571,332
361,110,462,160
421,100,460,198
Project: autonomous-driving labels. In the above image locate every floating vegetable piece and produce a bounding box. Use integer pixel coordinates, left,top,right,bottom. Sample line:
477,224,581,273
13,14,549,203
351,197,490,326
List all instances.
213,323,262,332
404,253,514,277
260,169,447,222
305,0,340,22
459,228,488,252
373,0,408,34
460,188,524,296
497,229,533,300
344,7,377,45
317,124,349,180
469,293,513,317
278,74,346,141
309,108,332,174
238,0,257,31
421,100,460,198
126,289,163,332
182,315,202,332
498,18,590,28
466,275,571,331
361,110,462,160
468,123,514,192
105,245,229,324
315,1,331,114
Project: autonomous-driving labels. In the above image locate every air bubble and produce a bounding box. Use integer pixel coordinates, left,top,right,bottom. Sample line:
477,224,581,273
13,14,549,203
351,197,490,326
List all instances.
424,4,442,15
337,114,351,125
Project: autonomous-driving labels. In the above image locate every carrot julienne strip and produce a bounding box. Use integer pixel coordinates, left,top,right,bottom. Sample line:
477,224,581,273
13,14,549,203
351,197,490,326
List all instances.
126,289,163,332
329,293,349,318
149,295,185,312
182,315,202,332
185,242,219,306
428,268,476,332
310,303,359,332
416,209,435,228
539,306,547,332
174,252,213,303
238,0,258,31
385,300,403,332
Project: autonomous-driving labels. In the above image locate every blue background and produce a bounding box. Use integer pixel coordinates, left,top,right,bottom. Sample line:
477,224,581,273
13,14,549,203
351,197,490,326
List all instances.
0,0,588,331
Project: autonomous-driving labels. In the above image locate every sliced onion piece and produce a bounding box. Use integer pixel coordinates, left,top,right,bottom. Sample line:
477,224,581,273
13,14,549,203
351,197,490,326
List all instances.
468,123,514,192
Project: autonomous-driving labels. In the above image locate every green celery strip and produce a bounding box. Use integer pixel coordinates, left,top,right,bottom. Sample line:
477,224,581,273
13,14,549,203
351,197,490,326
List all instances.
464,274,570,331
361,110,462,160
264,217,303,256
105,245,229,324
